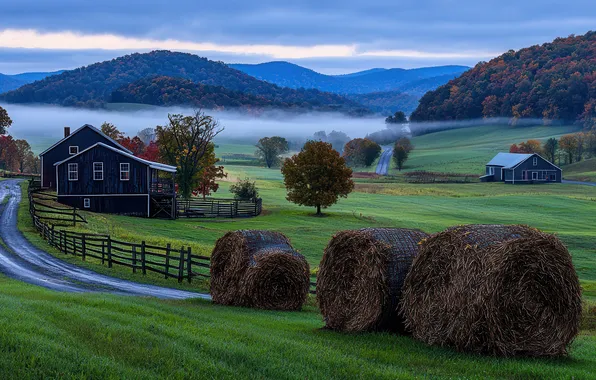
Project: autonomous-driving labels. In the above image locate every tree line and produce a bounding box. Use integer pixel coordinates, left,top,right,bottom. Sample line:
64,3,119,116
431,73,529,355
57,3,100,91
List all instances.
0,106,40,174
510,130,596,165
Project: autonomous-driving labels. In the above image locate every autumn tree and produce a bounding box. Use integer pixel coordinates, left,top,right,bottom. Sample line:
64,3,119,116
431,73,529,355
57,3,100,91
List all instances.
14,139,34,173
281,141,354,215
393,137,413,171
192,143,227,199
509,139,543,154
0,135,18,171
343,138,381,167
100,122,124,140
156,111,223,198
0,106,12,135
119,136,146,156
139,141,160,162
255,136,289,168
385,111,407,124
559,134,579,164
543,138,558,163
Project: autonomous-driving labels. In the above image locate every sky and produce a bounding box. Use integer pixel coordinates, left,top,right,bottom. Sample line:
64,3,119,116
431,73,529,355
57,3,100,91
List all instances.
0,1,595,74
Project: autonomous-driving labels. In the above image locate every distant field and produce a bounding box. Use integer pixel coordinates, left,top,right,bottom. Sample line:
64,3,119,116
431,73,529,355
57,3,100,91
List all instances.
399,124,579,174
564,158,596,182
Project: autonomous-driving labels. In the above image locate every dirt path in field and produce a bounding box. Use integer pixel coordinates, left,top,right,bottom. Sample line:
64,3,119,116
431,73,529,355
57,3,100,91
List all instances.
0,180,210,300
375,147,393,175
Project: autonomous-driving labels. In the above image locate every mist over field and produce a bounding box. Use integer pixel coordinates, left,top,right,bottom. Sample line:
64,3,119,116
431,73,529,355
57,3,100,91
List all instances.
1,103,386,153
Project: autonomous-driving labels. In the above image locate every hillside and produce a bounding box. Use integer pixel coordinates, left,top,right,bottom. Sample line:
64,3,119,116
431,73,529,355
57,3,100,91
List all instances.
0,71,63,93
346,91,420,115
0,51,367,114
230,62,469,95
110,76,345,112
411,31,596,124
563,158,596,182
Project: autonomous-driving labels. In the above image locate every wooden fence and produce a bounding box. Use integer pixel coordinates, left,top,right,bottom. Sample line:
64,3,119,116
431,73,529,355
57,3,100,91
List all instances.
177,197,262,218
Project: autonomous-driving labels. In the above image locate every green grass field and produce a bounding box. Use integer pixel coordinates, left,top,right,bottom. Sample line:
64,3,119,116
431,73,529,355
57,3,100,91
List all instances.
4,123,596,378
564,158,596,182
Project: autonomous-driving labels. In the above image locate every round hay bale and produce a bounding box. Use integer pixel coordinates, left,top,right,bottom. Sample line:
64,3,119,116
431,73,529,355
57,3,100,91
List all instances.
317,228,429,332
402,224,582,357
210,230,310,310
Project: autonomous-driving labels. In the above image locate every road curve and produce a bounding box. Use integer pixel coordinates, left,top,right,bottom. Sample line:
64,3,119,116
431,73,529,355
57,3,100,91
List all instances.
375,147,393,176
0,179,210,300
562,179,596,186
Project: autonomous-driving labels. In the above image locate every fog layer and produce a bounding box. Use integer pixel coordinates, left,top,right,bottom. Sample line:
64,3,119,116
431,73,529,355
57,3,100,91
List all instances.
1,103,386,152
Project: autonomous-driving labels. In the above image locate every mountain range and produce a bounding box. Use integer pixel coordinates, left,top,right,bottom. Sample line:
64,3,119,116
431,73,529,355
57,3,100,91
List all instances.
229,62,469,95
0,71,64,93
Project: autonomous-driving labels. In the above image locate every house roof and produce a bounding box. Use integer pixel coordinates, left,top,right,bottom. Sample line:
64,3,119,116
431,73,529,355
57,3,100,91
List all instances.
487,153,534,169
54,142,177,173
39,124,133,156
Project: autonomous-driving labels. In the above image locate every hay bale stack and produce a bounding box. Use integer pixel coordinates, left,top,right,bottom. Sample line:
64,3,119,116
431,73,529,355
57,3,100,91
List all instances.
210,230,310,310
317,228,429,332
402,224,582,357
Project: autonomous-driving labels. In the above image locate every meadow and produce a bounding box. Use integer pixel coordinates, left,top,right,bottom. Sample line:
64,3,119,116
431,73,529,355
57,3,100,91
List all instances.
4,123,596,378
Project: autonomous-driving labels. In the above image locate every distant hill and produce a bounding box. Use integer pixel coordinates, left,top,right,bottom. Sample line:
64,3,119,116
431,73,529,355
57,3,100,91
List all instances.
346,91,420,115
0,71,63,93
411,31,596,124
110,76,361,113
229,62,469,95
0,51,368,115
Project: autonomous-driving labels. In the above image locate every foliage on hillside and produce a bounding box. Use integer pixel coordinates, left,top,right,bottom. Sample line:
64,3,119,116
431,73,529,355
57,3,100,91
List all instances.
0,51,368,114
411,31,596,125
346,91,419,115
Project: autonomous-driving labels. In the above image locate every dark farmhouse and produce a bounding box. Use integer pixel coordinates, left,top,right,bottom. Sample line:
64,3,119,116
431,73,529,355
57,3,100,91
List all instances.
480,153,562,184
54,142,177,218
40,125,132,189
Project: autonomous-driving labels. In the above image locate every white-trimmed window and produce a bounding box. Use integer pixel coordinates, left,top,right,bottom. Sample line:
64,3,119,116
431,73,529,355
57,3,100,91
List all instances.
120,163,130,181
93,162,104,181
488,167,495,175
69,146,79,155
68,163,78,181
83,198,90,208
533,157,538,166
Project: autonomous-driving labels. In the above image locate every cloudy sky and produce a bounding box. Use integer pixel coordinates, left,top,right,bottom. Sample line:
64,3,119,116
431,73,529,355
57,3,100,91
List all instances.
0,0,594,74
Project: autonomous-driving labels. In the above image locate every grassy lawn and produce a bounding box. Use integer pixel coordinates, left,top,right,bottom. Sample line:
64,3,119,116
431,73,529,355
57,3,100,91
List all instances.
564,158,596,182
6,122,596,377
0,276,595,379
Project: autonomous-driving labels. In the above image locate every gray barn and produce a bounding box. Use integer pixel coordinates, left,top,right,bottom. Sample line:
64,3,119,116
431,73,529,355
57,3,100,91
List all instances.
480,153,562,184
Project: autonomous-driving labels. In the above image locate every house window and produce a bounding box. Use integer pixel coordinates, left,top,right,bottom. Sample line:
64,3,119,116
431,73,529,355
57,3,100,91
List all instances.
533,157,538,166
488,167,495,175
120,163,130,181
69,146,79,155
93,162,104,181
68,163,78,181
83,198,90,208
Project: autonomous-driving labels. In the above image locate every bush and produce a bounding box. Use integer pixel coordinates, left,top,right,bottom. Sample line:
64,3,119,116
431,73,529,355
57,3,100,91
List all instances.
230,178,259,201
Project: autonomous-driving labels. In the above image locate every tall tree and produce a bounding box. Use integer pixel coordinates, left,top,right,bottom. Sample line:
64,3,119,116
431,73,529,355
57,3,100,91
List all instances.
156,111,223,198
281,141,354,215
0,106,11,135
327,130,351,153
543,138,558,163
13,139,33,173
385,111,407,124
255,136,289,168
100,122,124,140
139,141,160,162
0,135,18,171
192,143,227,199
343,138,382,167
393,137,413,171
559,134,579,164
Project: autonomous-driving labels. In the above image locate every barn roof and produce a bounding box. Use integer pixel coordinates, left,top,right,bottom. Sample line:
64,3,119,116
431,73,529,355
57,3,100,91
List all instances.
39,124,133,156
54,142,177,173
487,153,534,168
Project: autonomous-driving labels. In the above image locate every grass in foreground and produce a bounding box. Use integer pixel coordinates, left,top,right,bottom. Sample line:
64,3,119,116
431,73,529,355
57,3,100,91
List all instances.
0,277,595,379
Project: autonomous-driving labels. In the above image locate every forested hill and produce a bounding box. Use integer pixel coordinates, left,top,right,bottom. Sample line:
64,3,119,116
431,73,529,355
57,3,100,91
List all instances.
110,76,363,112
230,61,469,95
411,31,596,125
0,51,367,114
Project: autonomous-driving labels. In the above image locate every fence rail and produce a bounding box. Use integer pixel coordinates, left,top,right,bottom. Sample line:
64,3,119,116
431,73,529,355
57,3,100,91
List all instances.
177,197,262,218
27,180,315,292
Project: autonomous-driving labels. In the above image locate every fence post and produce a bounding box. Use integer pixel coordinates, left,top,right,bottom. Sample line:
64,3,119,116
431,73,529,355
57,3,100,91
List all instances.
187,247,192,283
50,225,55,247
107,237,113,268
81,234,86,261
101,239,105,265
132,245,137,274
141,241,147,275
165,243,171,279
73,206,77,226
178,247,185,283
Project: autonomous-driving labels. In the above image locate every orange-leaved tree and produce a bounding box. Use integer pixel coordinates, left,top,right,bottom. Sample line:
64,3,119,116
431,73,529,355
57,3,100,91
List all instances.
281,141,354,215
